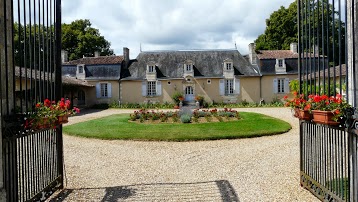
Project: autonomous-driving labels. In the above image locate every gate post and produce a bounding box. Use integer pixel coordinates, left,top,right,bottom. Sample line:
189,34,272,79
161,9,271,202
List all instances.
347,0,358,201
0,0,15,201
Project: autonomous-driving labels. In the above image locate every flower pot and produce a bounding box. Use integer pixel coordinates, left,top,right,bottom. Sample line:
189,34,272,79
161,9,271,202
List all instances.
297,109,312,121
312,110,339,126
57,115,69,124
174,105,179,109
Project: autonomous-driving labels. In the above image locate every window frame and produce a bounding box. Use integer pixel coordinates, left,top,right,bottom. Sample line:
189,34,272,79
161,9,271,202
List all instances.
278,59,283,67
148,65,155,73
147,81,157,96
226,62,232,71
225,79,234,95
277,78,285,93
100,83,108,97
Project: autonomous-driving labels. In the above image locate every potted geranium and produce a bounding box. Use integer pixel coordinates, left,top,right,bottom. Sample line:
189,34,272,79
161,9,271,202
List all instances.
54,98,80,124
25,98,80,130
308,94,351,125
284,91,311,120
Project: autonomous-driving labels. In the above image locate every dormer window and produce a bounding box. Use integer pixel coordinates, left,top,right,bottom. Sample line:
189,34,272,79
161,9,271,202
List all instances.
223,59,234,79
78,66,84,73
148,65,155,73
76,64,85,79
278,59,283,67
186,64,192,72
275,58,286,73
226,63,232,71
183,60,194,78
146,62,157,81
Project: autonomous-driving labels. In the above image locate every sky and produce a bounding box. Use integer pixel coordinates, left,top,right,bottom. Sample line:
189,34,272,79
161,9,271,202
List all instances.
62,0,294,59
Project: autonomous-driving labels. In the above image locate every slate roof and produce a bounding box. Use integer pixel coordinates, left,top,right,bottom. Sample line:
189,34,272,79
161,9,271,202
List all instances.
122,49,259,80
15,66,94,87
62,56,123,80
63,55,124,65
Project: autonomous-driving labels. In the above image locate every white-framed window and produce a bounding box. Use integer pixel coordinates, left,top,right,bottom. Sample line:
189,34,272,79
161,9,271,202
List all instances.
273,78,289,94
148,65,155,73
225,79,234,95
186,64,192,72
96,82,112,98
101,83,108,97
226,63,232,71
220,78,240,96
147,81,156,96
278,59,283,67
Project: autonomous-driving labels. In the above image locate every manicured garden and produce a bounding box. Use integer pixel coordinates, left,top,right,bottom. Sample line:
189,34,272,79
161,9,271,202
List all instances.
63,109,291,141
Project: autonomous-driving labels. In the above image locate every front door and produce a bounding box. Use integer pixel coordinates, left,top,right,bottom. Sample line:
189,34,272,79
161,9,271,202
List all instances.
185,86,194,101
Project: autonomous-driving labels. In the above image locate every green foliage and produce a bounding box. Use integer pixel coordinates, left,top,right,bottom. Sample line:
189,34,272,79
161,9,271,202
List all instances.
13,19,114,66
254,0,345,65
180,114,192,123
62,19,113,60
289,80,299,92
172,92,184,105
255,2,298,50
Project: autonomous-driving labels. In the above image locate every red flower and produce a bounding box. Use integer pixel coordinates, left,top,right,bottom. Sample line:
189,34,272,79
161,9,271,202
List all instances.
313,95,321,102
36,103,41,108
44,99,51,107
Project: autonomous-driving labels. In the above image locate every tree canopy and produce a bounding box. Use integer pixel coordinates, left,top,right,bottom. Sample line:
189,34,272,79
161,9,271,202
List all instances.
255,2,297,50
62,19,113,61
13,19,114,67
254,0,345,65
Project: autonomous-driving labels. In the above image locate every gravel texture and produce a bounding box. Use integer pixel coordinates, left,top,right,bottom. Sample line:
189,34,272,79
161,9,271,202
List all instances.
50,108,319,202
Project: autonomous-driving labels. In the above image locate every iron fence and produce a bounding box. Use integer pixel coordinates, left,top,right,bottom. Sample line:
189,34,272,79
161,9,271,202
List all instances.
298,0,358,201
1,0,63,201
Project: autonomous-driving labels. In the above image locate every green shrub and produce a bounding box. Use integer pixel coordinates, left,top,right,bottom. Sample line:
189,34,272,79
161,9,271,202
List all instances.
180,114,191,123
172,92,184,105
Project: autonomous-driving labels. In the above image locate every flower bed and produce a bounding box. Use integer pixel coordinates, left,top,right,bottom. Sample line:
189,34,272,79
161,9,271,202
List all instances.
129,108,240,124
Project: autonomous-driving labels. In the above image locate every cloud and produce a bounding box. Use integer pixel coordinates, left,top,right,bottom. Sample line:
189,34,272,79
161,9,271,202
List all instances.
62,0,294,58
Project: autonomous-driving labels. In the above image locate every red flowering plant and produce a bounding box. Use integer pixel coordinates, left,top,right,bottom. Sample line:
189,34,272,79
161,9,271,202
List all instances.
283,91,310,111
25,98,80,129
307,94,351,121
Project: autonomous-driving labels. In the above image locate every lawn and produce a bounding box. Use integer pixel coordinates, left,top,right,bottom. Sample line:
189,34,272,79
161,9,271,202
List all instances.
63,112,291,141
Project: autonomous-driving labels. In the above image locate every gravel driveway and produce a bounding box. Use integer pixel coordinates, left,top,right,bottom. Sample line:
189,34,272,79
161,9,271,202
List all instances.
51,108,319,202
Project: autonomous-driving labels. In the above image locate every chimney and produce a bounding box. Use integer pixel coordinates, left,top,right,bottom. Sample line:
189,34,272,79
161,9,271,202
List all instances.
94,51,100,57
61,50,68,63
248,43,257,65
123,47,130,67
290,43,298,53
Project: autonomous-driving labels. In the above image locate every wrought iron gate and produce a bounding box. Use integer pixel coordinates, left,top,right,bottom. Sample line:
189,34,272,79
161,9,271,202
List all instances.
298,0,358,201
1,0,63,201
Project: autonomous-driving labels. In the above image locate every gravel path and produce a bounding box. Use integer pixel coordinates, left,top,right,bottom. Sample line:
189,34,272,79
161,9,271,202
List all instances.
51,108,319,202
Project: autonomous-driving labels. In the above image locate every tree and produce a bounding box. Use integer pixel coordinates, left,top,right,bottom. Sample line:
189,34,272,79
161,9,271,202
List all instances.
62,19,113,60
255,2,298,50
13,19,114,67
255,0,345,65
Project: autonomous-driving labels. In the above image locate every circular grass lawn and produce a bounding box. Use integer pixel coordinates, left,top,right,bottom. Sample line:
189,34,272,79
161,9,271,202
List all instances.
63,112,291,141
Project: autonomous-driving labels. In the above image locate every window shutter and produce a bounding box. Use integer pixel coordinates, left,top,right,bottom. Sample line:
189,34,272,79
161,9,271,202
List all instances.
273,78,278,93
142,81,147,96
284,78,290,93
107,83,112,98
156,81,162,96
234,78,240,94
96,83,101,98
219,79,225,95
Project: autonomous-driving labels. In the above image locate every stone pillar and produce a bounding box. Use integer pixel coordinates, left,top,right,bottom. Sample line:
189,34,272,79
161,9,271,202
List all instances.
347,0,358,107
0,0,15,200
